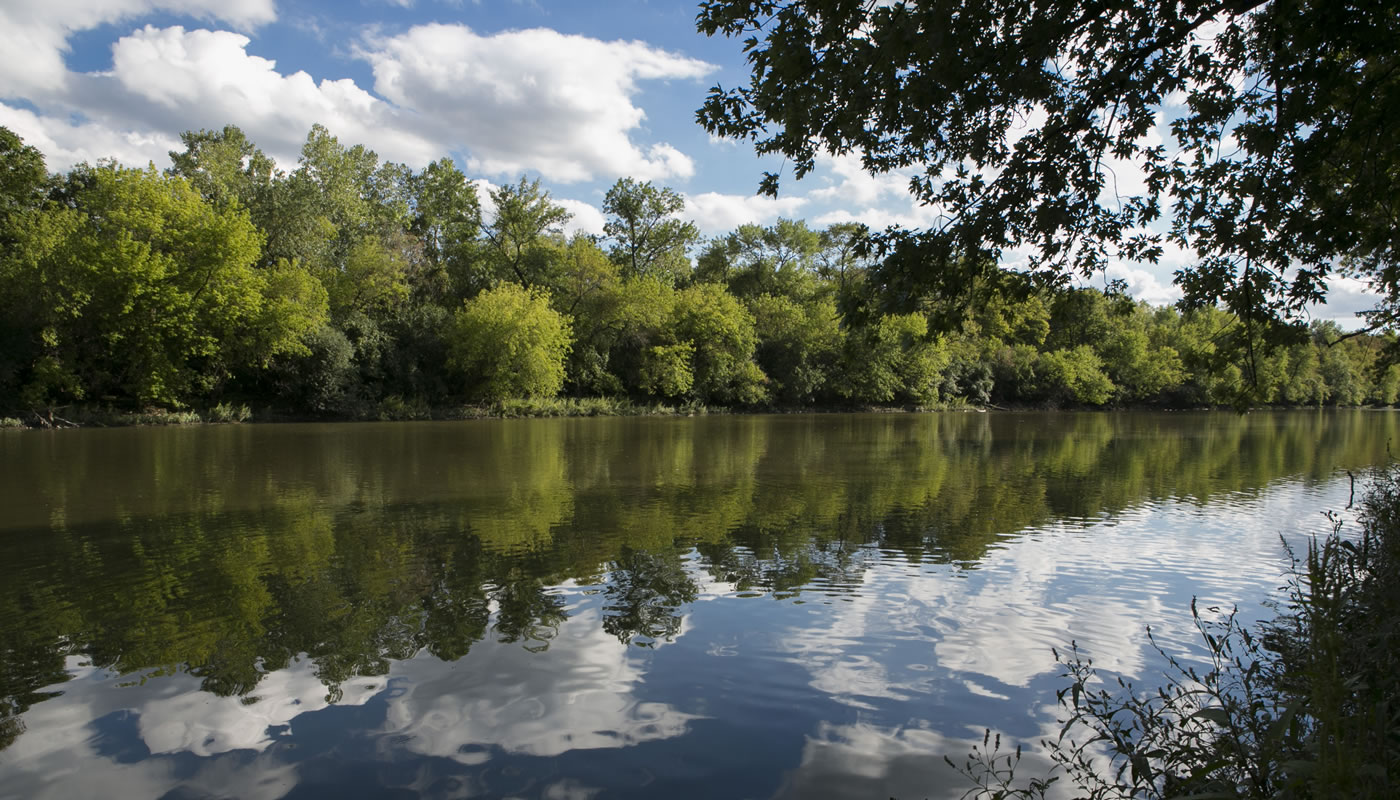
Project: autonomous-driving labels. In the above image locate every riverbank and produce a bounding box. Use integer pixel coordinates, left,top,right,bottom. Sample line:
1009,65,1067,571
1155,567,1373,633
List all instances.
2,396,990,429
6,398,1396,430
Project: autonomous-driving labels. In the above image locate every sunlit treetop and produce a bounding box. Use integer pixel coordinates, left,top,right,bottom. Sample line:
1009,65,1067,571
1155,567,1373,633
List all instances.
696,0,1400,341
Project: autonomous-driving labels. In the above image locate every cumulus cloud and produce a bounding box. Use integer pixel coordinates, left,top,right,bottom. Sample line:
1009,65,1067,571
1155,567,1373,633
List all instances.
0,0,275,96
360,24,713,181
683,191,809,234
1308,274,1385,330
556,198,607,237
6,11,711,187
94,25,441,167
0,102,183,169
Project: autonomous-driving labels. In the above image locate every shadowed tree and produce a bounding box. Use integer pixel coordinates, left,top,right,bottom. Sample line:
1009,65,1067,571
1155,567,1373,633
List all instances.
697,0,1400,345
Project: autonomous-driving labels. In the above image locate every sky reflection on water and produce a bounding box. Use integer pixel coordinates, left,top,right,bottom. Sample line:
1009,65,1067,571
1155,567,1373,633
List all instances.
0,412,1390,798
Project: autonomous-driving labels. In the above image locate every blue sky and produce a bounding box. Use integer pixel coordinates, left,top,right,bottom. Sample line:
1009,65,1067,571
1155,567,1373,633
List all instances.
0,0,1377,323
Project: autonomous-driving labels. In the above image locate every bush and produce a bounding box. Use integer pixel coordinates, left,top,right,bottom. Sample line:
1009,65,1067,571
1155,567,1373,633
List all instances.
208,402,251,423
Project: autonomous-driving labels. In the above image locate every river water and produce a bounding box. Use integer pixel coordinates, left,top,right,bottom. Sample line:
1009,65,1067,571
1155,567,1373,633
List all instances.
0,411,1392,798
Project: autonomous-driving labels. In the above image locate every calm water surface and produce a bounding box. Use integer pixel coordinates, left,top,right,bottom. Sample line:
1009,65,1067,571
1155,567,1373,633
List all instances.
0,411,1393,799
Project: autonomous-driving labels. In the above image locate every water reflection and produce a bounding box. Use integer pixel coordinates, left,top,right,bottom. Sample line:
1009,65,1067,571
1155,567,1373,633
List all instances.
0,411,1393,797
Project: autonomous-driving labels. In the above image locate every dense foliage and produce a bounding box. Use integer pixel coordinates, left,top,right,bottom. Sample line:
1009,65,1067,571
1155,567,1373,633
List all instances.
696,0,1400,344
1,124,1397,419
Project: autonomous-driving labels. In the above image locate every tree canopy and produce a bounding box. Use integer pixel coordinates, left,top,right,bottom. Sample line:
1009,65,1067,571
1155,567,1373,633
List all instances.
696,0,1400,339
3,121,1397,417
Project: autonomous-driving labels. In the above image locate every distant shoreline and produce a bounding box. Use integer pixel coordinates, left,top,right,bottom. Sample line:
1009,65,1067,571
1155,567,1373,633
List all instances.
4,400,1391,431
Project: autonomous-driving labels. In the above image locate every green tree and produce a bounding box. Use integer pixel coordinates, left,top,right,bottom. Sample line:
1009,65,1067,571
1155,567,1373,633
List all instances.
0,127,49,226
6,162,323,407
602,178,699,283
669,283,768,404
695,219,823,302
840,313,948,405
167,125,276,211
567,275,674,397
697,0,1400,336
480,177,572,290
1098,307,1186,403
1037,346,1116,406
410,158,481,302
815,222,873,300
447,283,573,401
0,128,56,401
749,294,843,404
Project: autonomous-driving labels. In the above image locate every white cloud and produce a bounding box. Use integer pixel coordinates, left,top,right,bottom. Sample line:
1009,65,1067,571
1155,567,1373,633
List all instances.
556,198,607,237
98,25,442,167
808,153,909,208
360,23,713,182
0,0,275,95
0,102,182,169
1098,260,1182,307
683,191,808,234
1308,274,1385,330
7,15,710,188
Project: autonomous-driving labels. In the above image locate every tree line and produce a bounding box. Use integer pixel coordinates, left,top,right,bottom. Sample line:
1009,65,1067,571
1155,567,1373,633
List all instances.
1,124,1395,419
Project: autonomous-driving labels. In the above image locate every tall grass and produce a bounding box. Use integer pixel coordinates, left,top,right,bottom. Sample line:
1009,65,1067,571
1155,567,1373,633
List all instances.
951,468,1400,799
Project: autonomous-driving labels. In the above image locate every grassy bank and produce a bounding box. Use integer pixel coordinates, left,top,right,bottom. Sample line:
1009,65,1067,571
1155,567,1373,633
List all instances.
953,469,1400,798
1,397,997,429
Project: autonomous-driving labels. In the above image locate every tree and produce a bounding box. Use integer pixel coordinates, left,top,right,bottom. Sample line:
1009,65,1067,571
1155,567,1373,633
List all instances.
602,178,699,283
5,162,319,407
0,127,49,227
1037,347,1116,406
446,283,572,401
567,274,673,397
749,293,843,404
410,158,481,300
167,125,276,211
0,129,55,399
697,0,1400,337
695,218,823,302
839,313,947,405
668,283,768,404
480,177,572,290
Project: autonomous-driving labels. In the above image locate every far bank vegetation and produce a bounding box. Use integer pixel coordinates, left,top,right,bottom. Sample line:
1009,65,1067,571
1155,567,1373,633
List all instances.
2,125,1395,425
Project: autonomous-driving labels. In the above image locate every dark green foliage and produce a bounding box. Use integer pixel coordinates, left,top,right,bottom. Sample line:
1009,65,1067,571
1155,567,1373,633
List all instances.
697,0,1400,340
480,177,572,291
749,294,844,404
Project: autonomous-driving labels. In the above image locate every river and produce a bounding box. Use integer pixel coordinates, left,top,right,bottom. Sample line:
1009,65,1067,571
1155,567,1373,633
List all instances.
0,411,1391,798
